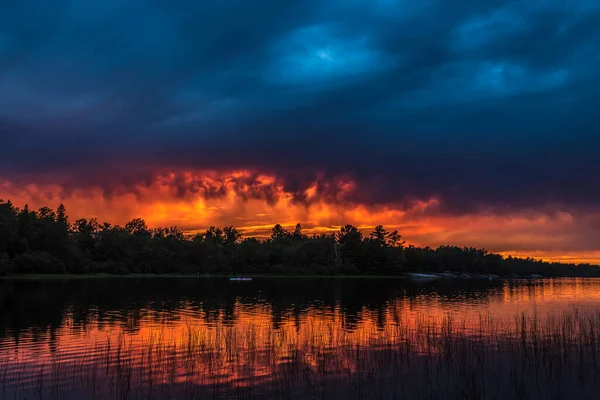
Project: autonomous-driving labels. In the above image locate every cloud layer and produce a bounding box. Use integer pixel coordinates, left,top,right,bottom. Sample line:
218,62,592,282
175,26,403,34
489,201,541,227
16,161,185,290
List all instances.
1,0,599,261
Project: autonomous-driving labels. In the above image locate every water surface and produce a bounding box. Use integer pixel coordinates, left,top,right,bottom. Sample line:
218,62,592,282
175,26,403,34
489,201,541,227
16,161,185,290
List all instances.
2,277,600,399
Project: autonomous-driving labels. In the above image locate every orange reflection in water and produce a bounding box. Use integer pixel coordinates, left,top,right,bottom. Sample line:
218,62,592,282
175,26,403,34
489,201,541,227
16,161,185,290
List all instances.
2,278,600,398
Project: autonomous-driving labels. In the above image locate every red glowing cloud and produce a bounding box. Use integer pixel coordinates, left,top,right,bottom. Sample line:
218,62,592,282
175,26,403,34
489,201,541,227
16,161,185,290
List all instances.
1,169,599,264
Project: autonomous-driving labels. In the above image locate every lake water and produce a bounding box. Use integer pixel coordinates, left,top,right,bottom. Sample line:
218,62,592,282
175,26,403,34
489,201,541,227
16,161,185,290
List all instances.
2,277,600,399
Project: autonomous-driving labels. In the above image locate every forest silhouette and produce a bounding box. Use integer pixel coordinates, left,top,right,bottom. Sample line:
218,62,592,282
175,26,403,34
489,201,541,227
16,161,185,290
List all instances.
1,200,599,277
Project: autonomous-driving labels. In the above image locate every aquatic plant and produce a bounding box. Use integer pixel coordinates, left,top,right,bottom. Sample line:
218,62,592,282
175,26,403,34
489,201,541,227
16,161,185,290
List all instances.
2,309,600,399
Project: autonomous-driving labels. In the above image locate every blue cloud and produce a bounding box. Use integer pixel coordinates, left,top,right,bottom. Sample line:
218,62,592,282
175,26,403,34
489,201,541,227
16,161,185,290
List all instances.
264,25,395,88
394,61,570,109
452,8,529,50
0,0,598,212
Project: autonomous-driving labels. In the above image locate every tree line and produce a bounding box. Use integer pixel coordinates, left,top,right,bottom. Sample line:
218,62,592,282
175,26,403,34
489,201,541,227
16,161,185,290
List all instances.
1,200,599,277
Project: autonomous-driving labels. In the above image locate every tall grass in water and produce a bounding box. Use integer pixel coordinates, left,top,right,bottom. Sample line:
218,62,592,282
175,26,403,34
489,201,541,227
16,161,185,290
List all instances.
2,309,600,399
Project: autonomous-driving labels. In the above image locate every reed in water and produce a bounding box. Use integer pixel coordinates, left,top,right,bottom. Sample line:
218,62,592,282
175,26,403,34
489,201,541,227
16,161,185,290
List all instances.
2,309,600,399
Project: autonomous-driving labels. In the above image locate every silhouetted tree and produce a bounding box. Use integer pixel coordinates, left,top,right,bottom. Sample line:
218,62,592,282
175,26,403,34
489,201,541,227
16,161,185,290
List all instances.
223,226,242,245
203,226,224,244
0,199,598,277
125,218,149,237
292,223,305,241
370,225,388,246
337,225,362,245
336,225,364,273
271,224,290,240
387,230,405,248
56,204,68,226
38,207,52,220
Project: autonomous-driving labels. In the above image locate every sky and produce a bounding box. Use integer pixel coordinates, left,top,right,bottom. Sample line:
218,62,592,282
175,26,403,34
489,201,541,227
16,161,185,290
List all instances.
1,0,599,263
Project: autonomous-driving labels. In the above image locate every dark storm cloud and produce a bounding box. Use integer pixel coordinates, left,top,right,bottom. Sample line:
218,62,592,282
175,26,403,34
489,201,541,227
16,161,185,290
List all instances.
1,0,599,212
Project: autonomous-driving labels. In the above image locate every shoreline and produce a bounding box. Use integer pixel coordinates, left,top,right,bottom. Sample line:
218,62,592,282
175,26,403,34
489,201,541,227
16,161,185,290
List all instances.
1,272,594,280
0,273,407,280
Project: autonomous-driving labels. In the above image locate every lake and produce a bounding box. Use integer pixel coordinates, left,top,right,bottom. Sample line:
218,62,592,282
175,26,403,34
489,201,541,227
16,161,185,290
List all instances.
2,277,600,399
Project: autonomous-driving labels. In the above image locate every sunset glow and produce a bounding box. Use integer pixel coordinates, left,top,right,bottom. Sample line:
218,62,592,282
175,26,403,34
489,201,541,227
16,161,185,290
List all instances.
2,169,598,264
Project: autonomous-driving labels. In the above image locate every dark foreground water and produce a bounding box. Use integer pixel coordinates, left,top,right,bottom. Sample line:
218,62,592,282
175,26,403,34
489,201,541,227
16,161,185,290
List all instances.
2,277,600,399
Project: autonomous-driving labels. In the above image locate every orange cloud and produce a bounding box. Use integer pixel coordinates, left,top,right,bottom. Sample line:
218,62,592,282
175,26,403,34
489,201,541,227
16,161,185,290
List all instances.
1,170,599,264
